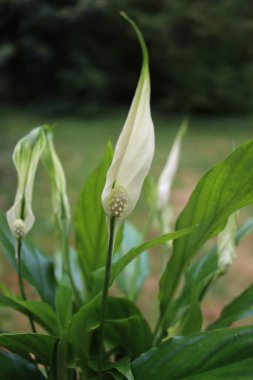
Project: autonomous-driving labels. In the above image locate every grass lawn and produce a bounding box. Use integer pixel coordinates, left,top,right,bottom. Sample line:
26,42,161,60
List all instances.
1,106,253,330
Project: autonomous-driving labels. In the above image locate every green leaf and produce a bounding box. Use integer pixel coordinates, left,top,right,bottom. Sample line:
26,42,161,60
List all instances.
89,357,134,380
0,213,57,308
208,284,253,330
115,222,150,301
67,295,100,369
168,217,253,330
132,326,253,380
180,285,203,335
105,297,152,357
55,280,72,333
105,357,134,380
159,139,253,321
187,217,253,297
0,351,45,380
0,292,58,334
183,358,253,379
0,333,57,365
91,225,197,295
67,296,151,371
50,336,70,380
75,142,113,292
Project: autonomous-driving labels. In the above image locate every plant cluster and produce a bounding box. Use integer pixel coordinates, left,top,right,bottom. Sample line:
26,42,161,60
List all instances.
1,13,253,380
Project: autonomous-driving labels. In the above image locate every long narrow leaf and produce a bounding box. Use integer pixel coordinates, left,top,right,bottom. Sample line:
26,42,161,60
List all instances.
0,293,58,334
208,284,253,330
75,142,113,292
0,213,57,308
159,139,253,321
91,225,197,294
0,351,45,380
132,326,253,380
0,333,57,365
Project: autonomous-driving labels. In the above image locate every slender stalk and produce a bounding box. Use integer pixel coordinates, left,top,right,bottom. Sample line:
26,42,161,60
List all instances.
15,238,37,333
97,217,116,380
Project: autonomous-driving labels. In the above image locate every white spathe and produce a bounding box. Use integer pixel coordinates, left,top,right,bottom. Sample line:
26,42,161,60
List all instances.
102,14,155,221
157,120,187,210
43,127,71,232
217,213,237,273
7,127,45,237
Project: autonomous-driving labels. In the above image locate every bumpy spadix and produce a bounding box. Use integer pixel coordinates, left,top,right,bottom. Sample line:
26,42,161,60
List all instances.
102,13,155,221
7,127,45,237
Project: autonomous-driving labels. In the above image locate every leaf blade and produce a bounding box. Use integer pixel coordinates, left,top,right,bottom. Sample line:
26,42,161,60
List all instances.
159,139,253,321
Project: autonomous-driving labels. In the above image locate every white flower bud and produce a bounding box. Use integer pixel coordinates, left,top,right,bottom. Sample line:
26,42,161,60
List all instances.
158,120,187,210
7,127,45,237
43,127,71,232
102,13,155,223
217,213,237,274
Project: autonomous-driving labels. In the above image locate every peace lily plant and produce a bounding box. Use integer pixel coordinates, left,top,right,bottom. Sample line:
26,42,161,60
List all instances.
1,12,253,380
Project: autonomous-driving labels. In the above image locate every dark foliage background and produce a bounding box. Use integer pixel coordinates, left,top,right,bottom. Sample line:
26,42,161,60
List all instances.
1,0,253,113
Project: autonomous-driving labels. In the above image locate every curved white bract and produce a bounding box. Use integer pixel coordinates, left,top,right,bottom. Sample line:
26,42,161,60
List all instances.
158,120,187,210
7,127,45,236
43,127,71,232
102,13,155,222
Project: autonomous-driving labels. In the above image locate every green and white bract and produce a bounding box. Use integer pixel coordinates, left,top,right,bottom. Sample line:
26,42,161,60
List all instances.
7,127,45,237
102,13,155,222
217,213,237,274
43,127,71,233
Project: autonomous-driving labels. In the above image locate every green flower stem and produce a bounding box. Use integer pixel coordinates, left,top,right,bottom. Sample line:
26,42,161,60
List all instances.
15,238,36,333
98,216,116,380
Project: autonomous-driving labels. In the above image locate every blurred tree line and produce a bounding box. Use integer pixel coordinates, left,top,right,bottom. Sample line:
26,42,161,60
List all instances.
1,0,253,113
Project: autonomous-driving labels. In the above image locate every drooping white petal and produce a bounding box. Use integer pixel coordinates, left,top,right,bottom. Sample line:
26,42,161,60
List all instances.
43,127,71,232
102,13,155,220
217,213,237,273
7,127,45,237
157,120,187,210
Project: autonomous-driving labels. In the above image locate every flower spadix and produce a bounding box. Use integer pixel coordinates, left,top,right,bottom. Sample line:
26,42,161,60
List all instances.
7,127,45,238
43,127,71,232
102,13,155,222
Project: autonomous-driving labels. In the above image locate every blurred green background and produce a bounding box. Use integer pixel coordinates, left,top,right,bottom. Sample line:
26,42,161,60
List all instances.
1,0,253,330
1,0,253,113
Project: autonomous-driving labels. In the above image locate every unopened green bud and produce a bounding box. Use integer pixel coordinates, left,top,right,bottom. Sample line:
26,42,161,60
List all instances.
43,127,71,232
7,127,45,237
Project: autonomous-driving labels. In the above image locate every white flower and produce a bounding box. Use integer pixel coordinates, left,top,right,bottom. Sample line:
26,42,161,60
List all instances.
7,127,45,237
217,213,237,273
102,13,155,222
157,120,187,210
43,127,71,232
